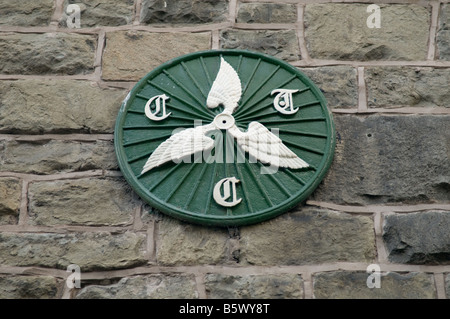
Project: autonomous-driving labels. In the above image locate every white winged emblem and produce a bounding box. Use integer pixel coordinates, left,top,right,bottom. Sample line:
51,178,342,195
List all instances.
141,57,309,174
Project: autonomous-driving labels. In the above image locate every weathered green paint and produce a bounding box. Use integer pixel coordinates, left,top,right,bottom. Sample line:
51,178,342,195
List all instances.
114,50,335,226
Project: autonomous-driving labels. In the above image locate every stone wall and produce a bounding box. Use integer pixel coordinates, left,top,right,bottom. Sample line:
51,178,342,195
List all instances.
0,0,449,299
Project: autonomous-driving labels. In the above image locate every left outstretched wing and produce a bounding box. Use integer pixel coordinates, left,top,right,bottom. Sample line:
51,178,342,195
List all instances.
141,124,215,174
229,122,309,169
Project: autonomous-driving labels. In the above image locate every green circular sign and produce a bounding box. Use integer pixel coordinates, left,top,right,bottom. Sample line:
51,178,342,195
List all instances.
114,50,335,226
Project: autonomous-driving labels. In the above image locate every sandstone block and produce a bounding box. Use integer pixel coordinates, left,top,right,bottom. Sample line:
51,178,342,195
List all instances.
0,139,117,175
140,0,228,25
0,33,96,75
0,0,54,27
102,31,211,81
28,178,137,226
60,0,134,27
446,273,450,299
240,208,375,265
0,232,146,271
313,271,437,299
304,4,430,60
299,66,358,108
156,216,229,266
0,80,127,134
0,275,61,299
205,273,303,299
437,4,450,60
237,3,297,24
76,274,198,299
0,178,21,225
220,29,300,62
366,67,450,108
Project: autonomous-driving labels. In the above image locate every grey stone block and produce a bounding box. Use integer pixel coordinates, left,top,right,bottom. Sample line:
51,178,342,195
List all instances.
312,115,450,205
383,211,450,264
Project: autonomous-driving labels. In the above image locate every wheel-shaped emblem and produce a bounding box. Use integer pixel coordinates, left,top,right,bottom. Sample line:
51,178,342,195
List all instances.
114,50,335,226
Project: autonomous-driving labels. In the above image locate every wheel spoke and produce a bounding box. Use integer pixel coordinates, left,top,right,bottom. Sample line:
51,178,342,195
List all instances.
259,164,292,197
165,164,198,202
259,117,326,126
234,161,254,213
183,161,210,209
238,65,280,110
181,61,208,99
163,70,206,107
204,160,218,215
236,98,319,122
282,140,325,155
122,123,194,130
129,149,154,165
148,163,181,192
235,74,299,117
200,56,212,87
240,86,310,118
284,169,307,186
278,129,327,138
244,158,273,207
233,145,254,213
123,133,173,147
241,58,261,98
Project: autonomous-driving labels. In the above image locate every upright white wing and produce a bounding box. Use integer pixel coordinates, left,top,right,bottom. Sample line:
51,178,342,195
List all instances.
206,57,242,114
229,122,309,169
141,124,215,174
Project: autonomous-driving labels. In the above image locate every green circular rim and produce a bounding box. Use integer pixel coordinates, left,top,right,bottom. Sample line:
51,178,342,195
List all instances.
114,49,336,226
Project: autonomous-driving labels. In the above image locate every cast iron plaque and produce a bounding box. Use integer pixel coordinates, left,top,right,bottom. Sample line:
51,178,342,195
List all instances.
114,50,335,226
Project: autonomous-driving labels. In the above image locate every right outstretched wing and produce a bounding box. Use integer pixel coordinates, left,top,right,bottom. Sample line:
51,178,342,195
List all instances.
229,121,309,169
141,124,215,174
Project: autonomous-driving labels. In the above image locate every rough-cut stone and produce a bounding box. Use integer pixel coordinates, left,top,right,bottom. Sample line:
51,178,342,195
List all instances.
140,0,228,25
205,274,303,299
0,33,96,75
0,178,21,225
237,3,297,24
304,4,430,60
0,80,127,134
60,0,134,27
28,178,137,226
140,203,163,227
313,271,437,299
0,232,146,271
0,139,116,175
240,208,375,265
0,0,54,26
312,115,450,205
156,216,229,266
220,29,300,62
299,66,358,108
446,273,450,299
437,4,450,60
102,31,211,81
76,275,198,299
366,67,450,108
383,211,450,264
0,275,61,299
